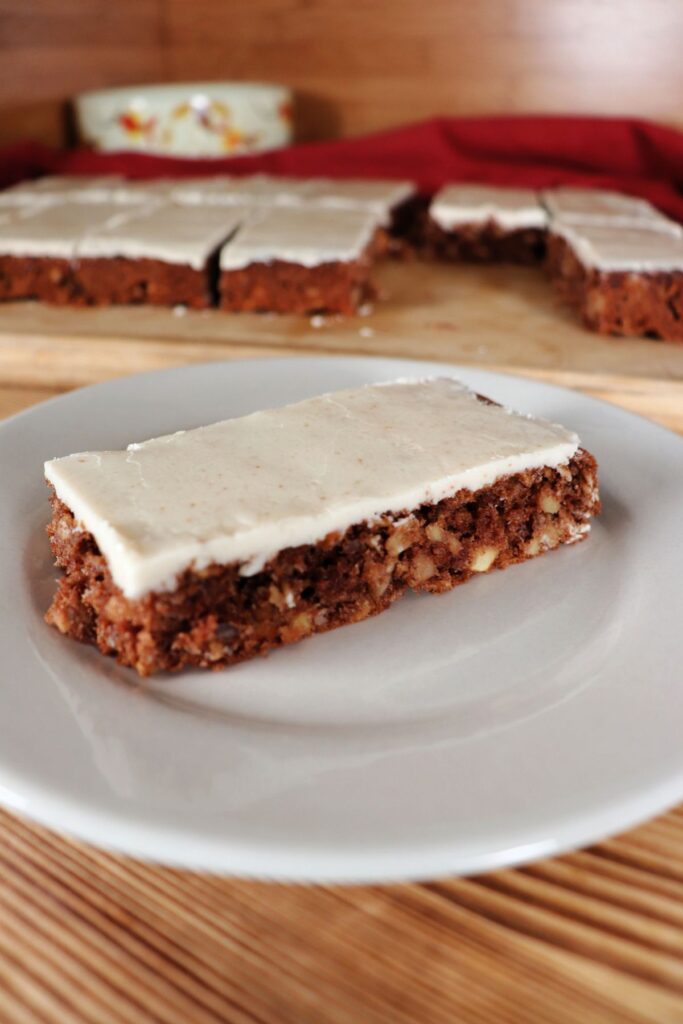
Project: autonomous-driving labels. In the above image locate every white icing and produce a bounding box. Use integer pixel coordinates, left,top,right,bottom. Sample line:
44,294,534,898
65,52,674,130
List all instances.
29,175,124,193
0,176,125,205
555,221,683,271
76,202,247,268
170,174,313,206
227,175,311,200
170,176,415,223
430,185,547,231
166,176,236,204
543,187,681,235
0,201,151,258
44,378,580,599
301,178,415,224
100,181,181,204
219,206,379,270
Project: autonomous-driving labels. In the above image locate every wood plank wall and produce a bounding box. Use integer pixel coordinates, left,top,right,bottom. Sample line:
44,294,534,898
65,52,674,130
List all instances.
1,0,682,146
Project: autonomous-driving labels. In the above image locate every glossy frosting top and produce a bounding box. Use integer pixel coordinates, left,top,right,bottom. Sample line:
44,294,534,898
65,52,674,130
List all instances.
76,202,246,268
430,185,548,231
543,187,681,235
219,205,380,269
555,221,683,270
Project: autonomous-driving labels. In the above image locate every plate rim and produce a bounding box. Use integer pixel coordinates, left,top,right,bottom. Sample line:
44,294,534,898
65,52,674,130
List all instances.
3,757,683,883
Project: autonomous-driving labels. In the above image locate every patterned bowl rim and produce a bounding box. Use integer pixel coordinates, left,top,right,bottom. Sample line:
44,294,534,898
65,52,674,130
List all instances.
76,82,291,106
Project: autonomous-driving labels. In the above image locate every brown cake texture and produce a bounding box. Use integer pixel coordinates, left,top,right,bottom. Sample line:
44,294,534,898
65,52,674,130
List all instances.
546,233,683,341
0,255,73,302
384,195,429,254
45,449,599,678
0,255,212,308
425,218,547,265
219,257,377,315
72,257,212,308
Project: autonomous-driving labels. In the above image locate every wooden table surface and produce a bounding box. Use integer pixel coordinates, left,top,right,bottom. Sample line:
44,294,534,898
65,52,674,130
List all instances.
1,262,682,1024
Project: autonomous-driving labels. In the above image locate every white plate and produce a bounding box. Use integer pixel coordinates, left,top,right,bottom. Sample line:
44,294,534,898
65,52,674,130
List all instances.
1,356,682,882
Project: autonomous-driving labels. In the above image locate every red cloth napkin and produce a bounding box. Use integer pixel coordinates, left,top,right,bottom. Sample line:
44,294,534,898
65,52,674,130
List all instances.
3,116,683,221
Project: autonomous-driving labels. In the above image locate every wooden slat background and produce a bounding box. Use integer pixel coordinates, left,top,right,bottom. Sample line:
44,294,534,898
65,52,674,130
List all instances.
2,0,683,145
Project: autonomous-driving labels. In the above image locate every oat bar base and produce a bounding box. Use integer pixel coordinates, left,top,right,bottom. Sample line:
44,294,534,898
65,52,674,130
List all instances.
0,255,211,308
546,233,683,341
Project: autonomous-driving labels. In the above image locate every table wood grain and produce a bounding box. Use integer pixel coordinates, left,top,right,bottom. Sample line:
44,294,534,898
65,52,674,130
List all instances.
1,284,682,1023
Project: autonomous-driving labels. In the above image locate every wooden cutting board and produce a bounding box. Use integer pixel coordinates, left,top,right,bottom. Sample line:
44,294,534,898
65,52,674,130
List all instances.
2,259,683,430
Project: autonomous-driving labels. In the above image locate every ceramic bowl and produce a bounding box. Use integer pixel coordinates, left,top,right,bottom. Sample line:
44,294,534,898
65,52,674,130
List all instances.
74,82,294,158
